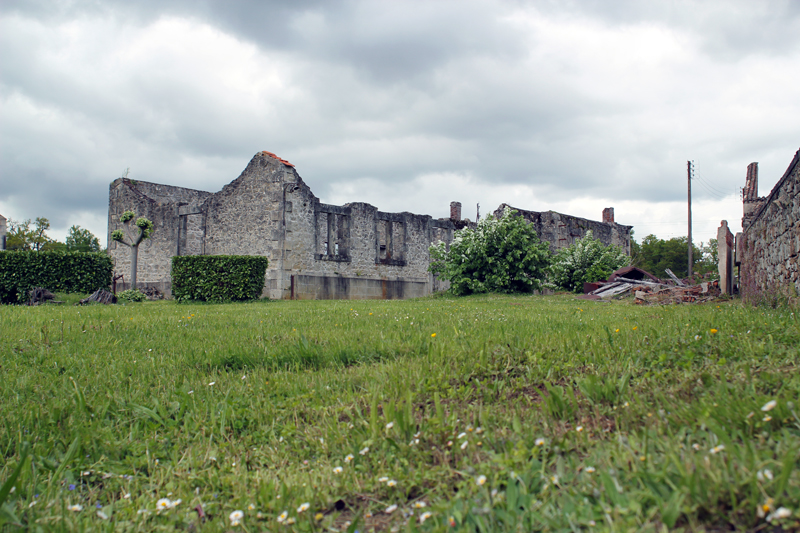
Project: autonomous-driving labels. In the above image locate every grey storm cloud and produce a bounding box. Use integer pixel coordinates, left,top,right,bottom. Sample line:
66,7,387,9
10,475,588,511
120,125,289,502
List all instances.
1,0,799,243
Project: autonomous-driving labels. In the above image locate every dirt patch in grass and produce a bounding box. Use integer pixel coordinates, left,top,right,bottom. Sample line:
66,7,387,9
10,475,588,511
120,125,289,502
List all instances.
505,382,547,402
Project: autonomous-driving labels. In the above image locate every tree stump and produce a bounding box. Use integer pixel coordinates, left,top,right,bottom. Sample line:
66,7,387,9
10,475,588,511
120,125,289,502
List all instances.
27,287,56,306
78,289,117,305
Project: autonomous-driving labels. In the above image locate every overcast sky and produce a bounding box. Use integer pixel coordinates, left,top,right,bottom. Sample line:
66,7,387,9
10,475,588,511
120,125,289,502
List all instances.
2,0,799,248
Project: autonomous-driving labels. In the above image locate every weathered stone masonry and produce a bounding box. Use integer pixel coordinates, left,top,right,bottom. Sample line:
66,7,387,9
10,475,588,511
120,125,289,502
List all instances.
493,204,632,255
738,148,800,301
108,151,632,299
0,213,7,250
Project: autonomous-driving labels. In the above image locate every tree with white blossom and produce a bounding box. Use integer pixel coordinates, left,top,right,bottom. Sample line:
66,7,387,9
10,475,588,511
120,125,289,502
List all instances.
429,207,551,295
548,230,628,293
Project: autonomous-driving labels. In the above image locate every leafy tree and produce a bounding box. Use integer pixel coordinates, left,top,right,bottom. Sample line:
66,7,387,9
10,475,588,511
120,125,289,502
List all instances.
30,217,52,251
5,219,32,250
429,207,551,295
694,238,719,277
5,217,55,251
548,230,629,292
41,240,67,252
111,210,154,289
632,234,703,279
66,225,101,252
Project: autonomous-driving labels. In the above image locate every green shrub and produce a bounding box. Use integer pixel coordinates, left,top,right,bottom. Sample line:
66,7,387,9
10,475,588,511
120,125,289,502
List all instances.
117,289,147,303
171,255,269,302
429,207,551,295
0,251,113,304
548,230,629,293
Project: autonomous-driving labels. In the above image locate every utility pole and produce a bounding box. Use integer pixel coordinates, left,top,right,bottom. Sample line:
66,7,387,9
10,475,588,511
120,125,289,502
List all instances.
687,160,693,279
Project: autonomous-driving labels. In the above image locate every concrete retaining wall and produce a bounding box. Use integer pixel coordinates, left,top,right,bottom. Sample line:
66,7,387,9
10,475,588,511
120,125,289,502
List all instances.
291,274,429,300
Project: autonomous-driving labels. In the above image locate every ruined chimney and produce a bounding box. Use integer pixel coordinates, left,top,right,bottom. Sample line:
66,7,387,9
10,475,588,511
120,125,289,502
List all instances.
742,162,765,229
450,201,462,221
602,207,615,224
743,162,758,200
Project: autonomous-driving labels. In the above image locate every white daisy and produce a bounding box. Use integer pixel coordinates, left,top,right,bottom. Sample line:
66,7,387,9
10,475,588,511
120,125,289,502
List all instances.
761,400,777,412
229,510,244,526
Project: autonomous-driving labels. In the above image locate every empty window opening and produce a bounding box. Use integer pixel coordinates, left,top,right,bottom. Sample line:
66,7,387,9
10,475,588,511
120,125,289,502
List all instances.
378,220,392,260
377,218,405,264
317,210,349,259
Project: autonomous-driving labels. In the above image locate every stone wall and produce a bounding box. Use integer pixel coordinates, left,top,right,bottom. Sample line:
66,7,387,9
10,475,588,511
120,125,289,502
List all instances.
278,169,457,299
107,151,631,299
717,220,734,295
107,152,459,298
107,178,212,294
739,148,800,302
494,204,632,254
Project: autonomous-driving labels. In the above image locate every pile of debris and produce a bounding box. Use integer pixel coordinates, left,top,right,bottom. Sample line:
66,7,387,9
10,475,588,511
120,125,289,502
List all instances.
580,266,721,305
633,281,720,305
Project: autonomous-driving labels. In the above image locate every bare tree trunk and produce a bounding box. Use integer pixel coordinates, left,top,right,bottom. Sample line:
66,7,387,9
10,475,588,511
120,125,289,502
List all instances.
131,245,138,290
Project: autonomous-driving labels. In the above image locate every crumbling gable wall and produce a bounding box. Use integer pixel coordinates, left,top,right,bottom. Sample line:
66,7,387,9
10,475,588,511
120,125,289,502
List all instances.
493,204,632,255
202,152,301,295
739,148,800,302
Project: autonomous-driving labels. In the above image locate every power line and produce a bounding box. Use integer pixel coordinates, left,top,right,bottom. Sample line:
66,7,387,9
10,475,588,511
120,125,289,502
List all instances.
694,177,729,200
695,176,729,197
690,162,736,198
693,173,732,199
693,167,731,193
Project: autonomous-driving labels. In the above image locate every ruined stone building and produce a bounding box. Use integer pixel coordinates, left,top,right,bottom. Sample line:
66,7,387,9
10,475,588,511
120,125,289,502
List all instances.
0,213,6,250
107,151,632,299
737,148,800,301
494,205,631,255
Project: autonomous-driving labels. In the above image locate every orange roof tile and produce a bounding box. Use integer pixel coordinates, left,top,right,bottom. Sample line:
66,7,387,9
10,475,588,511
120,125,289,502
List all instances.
260,150,295,167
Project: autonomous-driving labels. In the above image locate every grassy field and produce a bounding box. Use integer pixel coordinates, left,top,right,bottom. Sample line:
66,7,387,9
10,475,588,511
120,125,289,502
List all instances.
1,293,798,532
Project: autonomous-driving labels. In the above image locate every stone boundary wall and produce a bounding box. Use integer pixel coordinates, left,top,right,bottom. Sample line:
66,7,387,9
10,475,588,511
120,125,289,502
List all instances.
739,148,800,303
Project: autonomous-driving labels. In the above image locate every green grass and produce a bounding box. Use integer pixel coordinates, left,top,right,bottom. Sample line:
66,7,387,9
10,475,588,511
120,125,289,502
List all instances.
1,294,798,532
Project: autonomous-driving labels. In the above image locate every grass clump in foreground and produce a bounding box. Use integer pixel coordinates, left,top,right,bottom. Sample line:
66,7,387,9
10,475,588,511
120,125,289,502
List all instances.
0,294,798,532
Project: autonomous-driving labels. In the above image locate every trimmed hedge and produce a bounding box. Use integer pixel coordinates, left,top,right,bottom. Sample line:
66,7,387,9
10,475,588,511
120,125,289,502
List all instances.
171,256,269,302
0,251,113,304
